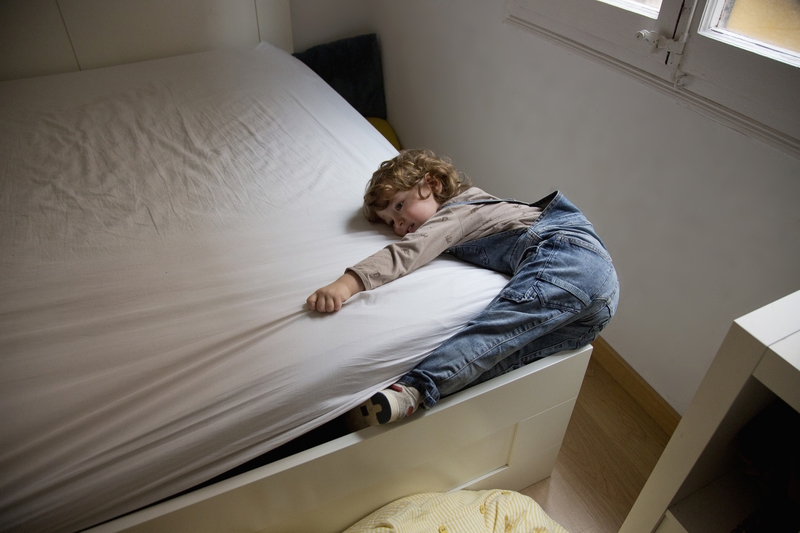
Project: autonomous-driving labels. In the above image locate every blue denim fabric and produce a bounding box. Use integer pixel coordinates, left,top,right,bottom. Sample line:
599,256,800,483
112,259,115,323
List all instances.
398,191,619,409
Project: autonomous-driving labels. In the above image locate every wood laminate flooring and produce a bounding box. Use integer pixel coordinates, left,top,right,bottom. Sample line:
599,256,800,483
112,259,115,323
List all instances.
521,356,672,533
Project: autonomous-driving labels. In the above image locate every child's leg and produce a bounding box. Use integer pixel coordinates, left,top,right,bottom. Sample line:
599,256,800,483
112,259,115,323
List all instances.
468,290,617,387
399,232,618,409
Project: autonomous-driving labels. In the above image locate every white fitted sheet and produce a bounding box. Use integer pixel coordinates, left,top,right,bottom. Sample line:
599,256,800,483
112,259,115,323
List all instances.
0,43,508,533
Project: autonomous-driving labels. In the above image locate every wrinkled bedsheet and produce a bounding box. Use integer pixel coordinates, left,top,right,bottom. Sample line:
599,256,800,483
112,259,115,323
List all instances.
0,44,508,532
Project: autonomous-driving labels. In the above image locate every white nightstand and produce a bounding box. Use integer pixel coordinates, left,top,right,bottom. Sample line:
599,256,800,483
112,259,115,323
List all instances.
620,290,800,533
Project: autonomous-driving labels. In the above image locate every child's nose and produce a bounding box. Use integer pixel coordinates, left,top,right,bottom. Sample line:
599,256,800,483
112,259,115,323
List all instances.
394,217,405,236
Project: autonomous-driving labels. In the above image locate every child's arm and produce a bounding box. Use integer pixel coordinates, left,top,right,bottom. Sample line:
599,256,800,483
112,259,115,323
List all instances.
306,271,365,313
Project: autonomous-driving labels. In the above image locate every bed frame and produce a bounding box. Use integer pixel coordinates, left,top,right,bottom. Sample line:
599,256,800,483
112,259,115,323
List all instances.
3,4,591,531
87,345,591,533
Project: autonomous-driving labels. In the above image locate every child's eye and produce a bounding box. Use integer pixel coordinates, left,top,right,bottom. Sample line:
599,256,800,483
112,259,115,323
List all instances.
395,201,403,211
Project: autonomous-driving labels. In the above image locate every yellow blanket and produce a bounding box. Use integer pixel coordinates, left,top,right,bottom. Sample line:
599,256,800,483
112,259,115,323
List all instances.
344,489,568,533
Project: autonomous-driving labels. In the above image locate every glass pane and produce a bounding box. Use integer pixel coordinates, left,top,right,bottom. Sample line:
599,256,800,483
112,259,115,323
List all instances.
716,0,800,53
635,0,662,8
596,0,663,17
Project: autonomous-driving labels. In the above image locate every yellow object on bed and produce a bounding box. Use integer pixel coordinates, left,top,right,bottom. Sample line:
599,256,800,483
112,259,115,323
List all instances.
343,489,568,533
367,116,402,150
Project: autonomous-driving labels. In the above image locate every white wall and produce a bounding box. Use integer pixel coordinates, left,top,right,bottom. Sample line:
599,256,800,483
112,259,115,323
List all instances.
0,0,293,81
291,0,800,414
289,0,373,52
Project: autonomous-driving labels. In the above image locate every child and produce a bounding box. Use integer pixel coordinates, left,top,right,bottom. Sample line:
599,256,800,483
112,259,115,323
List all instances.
307,149,618,428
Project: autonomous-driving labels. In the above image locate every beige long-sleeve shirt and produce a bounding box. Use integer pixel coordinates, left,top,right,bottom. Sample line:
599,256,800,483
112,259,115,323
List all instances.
348,187,542,291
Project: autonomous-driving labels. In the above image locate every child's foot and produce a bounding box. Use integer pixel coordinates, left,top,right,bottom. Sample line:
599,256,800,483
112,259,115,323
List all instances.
345,384,422,430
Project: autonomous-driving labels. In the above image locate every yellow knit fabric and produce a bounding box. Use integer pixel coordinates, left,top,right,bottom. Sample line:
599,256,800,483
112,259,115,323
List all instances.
343,490,568,533
366,117,402,151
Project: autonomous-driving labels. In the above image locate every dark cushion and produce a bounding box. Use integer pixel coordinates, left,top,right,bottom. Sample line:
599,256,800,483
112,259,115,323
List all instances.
293,33,387,120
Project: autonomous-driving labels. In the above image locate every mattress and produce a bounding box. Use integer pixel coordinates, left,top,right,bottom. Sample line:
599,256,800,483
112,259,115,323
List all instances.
0,44,509,533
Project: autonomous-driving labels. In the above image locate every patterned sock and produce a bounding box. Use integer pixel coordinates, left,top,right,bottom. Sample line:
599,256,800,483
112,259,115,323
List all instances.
344,383,422,430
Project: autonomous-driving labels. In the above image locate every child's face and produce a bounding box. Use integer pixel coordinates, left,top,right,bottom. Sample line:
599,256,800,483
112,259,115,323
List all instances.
377,175,441,237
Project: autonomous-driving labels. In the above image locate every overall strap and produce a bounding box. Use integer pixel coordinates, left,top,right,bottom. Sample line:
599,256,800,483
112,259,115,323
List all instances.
446,191,560,212
444,198,532,209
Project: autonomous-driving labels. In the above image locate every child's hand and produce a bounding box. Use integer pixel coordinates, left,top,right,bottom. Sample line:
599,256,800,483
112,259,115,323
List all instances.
307,272,365,312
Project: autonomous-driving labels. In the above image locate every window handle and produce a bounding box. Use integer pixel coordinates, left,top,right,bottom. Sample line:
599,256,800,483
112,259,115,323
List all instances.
636,30,686,54
636,29,691,88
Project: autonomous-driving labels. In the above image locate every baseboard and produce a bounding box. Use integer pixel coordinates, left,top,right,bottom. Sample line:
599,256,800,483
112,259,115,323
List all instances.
592,336,681,437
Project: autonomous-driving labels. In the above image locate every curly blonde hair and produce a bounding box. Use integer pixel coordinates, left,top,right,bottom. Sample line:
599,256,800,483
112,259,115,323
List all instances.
363,149,472,222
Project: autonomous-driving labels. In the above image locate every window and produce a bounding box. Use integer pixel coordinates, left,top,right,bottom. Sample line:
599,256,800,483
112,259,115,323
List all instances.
599,0,662,17
700,0,800,66
505,0,800,157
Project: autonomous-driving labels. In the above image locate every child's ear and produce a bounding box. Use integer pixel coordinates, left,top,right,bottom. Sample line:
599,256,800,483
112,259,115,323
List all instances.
424,173,443,194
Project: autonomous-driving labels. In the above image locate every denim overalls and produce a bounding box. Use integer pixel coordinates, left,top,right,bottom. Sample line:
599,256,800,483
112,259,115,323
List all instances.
398,191,619,409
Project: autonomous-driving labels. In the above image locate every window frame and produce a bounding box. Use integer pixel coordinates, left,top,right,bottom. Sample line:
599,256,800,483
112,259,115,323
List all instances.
505,0,687,80
504,0,800,157
698,0,800,68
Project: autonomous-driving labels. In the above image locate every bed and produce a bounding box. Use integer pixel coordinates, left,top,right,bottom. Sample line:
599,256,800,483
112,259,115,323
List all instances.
0,24,591,533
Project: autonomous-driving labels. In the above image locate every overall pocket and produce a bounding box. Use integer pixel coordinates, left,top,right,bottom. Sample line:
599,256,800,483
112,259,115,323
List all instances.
501,233,615,313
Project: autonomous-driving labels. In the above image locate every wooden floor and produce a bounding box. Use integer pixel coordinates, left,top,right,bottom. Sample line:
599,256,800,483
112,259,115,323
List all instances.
521,355,672,533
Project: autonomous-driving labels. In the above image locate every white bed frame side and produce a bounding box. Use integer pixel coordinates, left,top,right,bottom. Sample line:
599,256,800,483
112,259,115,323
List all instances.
86,345,591,533
0,0,293,82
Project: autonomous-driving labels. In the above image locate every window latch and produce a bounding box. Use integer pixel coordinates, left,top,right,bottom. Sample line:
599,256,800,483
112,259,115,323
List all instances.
636,30,691,88
635,30,686,55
